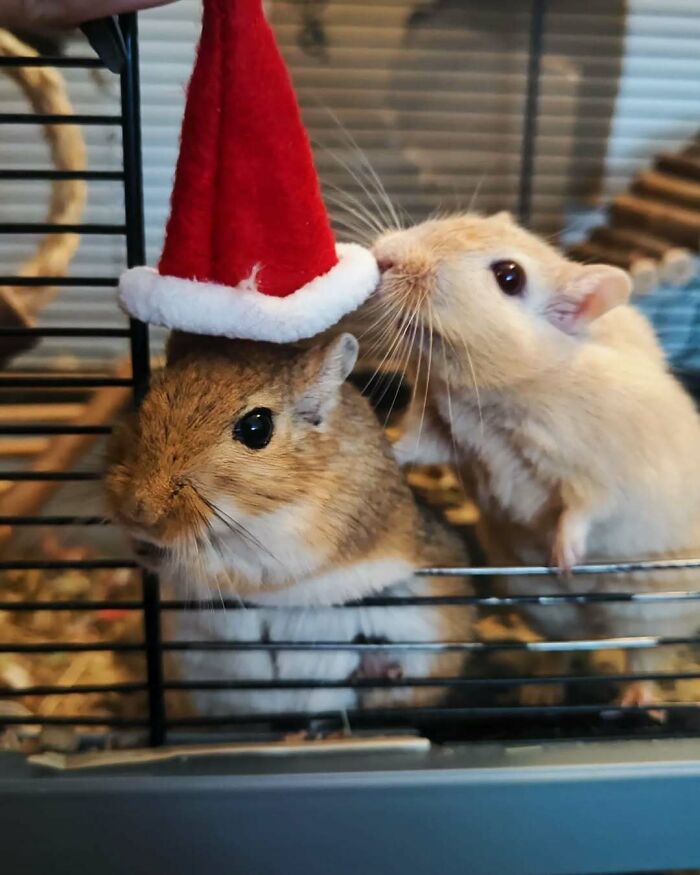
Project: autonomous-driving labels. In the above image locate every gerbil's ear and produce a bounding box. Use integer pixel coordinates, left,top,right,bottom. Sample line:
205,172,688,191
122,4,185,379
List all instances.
293,333,359,426
546,263,631,336
493,210,514,224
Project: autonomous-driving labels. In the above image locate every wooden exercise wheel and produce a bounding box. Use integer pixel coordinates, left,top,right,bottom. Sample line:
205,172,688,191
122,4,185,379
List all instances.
0,29,87,366
568,137,700,296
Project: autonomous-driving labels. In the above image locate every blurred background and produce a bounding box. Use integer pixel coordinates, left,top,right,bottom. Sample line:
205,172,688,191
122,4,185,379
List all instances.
2,0,700,371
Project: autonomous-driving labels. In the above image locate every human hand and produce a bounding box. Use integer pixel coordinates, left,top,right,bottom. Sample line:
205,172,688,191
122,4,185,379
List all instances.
0,1,177,30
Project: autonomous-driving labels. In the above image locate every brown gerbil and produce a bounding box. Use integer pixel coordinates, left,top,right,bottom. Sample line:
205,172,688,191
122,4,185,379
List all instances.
105,332,472,716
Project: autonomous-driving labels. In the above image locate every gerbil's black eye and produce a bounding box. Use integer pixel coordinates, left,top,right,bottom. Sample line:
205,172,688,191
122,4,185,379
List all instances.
233,408,274,450
491,260,525,296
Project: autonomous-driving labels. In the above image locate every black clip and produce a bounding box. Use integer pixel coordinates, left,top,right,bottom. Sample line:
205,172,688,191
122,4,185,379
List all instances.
80,16,127,74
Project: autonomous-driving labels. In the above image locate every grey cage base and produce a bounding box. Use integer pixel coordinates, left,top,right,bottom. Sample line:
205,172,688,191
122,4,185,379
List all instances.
1,738,700,875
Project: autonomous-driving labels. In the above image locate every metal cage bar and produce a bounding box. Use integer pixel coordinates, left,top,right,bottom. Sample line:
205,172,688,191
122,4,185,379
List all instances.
517,0,546,226
0,17,163,743
119,13,166,748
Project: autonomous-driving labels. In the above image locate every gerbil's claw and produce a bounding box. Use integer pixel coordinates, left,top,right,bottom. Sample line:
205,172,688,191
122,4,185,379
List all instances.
618,681,668,724
351,651,404,683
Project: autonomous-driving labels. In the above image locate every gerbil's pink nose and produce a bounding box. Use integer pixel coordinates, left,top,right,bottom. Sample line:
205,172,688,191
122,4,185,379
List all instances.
377,257,395,274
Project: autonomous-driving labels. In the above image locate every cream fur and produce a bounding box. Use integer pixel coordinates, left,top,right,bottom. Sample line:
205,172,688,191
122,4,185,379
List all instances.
118,243,379,342
373,212,700,705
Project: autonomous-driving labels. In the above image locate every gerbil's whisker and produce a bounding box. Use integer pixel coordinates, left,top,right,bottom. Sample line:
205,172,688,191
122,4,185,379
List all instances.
324,207,375,246
205,536,249,611
361,298,416,397
209,500,279,564
381,300,422,428
381,315,418,427
411,297,436,459
440,302,484,437
195,490,281,566
399,311,425,436
203,526,231,613
311,135,392,231
315,105,403,231
324,186,383,235
431,309,468,494
359,295,411,365
329,215,372,247
467,169,488,214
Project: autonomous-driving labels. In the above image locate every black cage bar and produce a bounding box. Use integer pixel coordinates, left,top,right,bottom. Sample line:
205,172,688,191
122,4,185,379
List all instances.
0,15,164,743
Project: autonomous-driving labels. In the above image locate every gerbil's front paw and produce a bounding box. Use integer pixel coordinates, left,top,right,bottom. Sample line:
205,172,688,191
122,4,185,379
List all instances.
617,681,668,723
550,532,579,579
551,512,587,578
351,639,404,683
354,656,402,681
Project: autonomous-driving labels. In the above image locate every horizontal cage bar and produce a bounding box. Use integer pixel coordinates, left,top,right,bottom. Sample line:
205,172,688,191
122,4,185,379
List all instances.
0,170,123,181
164,702,700,728
0,682,147,697
0,377,131,388
4,707,699,731
156,590,700,610
0,222,126,234
6,670,700,698
0,642,143,654
152,669,700,692
4,636,699,657
0,276,118,287
420,558,700,577
0,327,129,337
5,591,700,611
0,113,121,125
156,635,700,653
0,57,103,68
0,515,109,526
0,599,142,612
0,471,101,480
0,559,136,570
0,425,111,435
0,715,148,726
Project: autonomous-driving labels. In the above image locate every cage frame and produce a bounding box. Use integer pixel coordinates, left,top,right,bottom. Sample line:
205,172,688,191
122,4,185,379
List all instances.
4,737,700,874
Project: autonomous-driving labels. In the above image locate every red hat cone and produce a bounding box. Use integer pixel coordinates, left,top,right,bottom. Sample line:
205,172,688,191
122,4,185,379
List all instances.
119,0,377,342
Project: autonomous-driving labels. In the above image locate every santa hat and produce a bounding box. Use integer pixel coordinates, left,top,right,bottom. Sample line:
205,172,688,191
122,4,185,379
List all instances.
119,0,378,343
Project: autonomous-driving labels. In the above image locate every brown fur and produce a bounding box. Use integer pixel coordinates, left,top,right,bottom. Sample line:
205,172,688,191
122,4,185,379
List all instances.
106,333,462,585
105,332,473,713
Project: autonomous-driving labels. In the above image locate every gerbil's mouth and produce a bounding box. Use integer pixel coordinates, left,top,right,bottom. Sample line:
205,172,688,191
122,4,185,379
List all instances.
131,538,170,571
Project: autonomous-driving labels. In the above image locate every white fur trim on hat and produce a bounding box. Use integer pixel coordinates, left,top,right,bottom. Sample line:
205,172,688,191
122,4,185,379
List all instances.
118,243,378,342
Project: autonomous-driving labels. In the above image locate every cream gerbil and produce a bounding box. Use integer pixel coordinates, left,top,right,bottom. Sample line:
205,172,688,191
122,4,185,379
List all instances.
369,211,700,711
105,332,472,716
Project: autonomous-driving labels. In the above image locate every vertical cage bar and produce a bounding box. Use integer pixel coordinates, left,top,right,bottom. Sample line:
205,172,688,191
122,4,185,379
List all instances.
517,0,546,227
120,12,166,747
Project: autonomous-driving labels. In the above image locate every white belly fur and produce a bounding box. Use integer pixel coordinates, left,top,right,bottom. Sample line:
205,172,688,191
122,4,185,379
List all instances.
164,572,471,716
